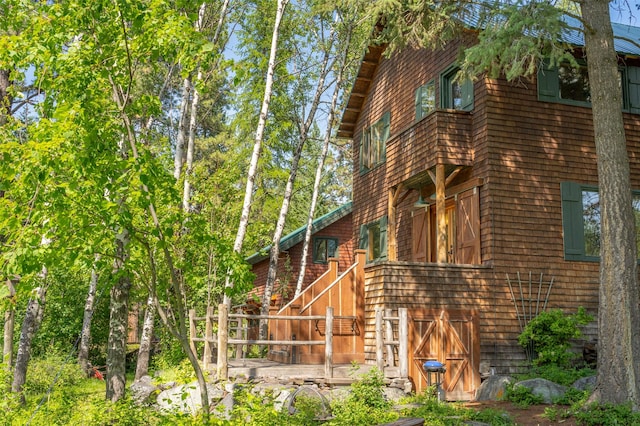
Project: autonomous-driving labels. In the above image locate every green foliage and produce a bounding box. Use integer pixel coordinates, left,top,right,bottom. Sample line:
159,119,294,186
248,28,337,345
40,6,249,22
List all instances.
329,368,397,425
553,386,589,406
518,307,593,367
515,364,595,387
573,402,640,426
22,354,85,395
504,382,544,408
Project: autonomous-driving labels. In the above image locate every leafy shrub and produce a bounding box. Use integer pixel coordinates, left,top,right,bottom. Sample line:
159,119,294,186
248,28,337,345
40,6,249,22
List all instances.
573,402,640,426
24,353,85,395
504,382,544,408
515,364,595,386
329,368,397,425
518,307,593,367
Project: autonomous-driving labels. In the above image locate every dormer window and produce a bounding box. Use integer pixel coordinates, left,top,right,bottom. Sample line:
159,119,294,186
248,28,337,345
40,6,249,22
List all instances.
441,65,474,111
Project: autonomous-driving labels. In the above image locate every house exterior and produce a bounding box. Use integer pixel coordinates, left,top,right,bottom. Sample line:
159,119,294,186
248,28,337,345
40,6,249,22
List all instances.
336,23,640,398
247,202,354,307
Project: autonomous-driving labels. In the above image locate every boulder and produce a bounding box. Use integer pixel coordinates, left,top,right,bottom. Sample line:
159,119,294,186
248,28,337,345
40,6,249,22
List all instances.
515,378,567,404
130,375,159,406
474,375,514,401
572,375,596,391
156,381,225,414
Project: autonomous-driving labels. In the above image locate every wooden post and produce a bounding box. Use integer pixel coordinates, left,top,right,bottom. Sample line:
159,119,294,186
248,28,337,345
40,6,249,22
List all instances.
325,306,333,379
375,307,384,370
235,311,243,360
203,305,214,369
388,187,397,261
436,164,447,263
217,303,229,381
399,308,408,379
188,309,197,358
385,308,396,366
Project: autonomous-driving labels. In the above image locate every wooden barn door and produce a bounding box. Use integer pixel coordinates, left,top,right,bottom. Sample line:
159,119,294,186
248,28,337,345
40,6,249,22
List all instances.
410,309,480,400
412,207,429,262
455,188,480,264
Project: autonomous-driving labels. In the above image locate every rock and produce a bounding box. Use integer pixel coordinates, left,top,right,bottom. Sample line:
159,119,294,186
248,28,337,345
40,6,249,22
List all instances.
130,375,159,406
383,386,407,403
515,378,567,404
474,375,514,401
212,392,234,420
156,381,225,414
572,375,596,391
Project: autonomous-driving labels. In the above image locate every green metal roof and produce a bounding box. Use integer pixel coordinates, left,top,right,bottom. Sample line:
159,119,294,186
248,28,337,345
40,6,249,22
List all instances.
245,201,353,265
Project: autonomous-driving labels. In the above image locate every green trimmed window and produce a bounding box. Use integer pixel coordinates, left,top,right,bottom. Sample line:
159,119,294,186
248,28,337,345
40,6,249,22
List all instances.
313,237,338,264
359,216,387,262
415,80,436,120
539,61,640,113
441,66,474,111
561,182,640,260
359,111,390,173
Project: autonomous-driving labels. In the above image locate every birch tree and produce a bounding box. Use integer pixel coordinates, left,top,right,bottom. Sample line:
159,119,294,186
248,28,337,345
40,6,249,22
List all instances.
225,0,290,305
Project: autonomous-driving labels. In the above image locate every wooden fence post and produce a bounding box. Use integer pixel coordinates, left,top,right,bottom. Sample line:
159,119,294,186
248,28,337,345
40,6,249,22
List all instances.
188,309,197,358
217,303,228,381
384,308,395,366
203,305,214,369
375,308,384,370
399,308,408,379
325,306,333,379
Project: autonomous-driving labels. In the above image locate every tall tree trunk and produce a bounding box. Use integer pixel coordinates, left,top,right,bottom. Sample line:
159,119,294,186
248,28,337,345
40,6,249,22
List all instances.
134,294,155,380
3,278,16,368
106,230,131,402
260,26,334,337
224,0,289,306
78,265,99,377
0,69,12,126
174,78,191,180
581,0,640,407
295,26,353,297
12,280,47,404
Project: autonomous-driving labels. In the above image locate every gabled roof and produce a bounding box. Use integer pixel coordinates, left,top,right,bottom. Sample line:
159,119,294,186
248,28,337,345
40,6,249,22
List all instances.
337,15,640,139
246,201,353,265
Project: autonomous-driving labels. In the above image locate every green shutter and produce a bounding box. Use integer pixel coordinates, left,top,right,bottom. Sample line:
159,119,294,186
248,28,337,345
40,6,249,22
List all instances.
560,182,585,259
415,86,423,121
628,66,640,113
379,215,388,260
460,78,474,111
381,111,390,162
538,61,559,101
359,223,368,252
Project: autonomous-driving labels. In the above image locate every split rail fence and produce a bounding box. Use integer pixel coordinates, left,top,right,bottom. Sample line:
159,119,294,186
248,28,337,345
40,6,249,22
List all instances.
189,304,409,381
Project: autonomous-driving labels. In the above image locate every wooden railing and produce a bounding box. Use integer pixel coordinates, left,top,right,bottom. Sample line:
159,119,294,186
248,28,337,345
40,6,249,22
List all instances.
375,307,409,378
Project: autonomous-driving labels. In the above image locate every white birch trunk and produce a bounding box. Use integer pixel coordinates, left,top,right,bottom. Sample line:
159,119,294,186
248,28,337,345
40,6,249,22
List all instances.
259,29,335,337
3,278,16,368
174,78,191,180
78,264,99,377
224,0,289,306
134,294,156,380
295,29,352,297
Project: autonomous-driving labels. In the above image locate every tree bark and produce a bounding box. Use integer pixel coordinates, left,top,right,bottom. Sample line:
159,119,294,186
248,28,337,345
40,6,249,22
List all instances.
174,78,191,180
134,294,155,380
78,266,98,377
12,283,47,404
0,69,12,126
3,278,16,368
581,0,640,408
105,230,131,402
224,0,289,306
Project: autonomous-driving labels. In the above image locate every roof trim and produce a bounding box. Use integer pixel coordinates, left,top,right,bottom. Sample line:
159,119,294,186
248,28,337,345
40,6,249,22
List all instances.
246,201,353,265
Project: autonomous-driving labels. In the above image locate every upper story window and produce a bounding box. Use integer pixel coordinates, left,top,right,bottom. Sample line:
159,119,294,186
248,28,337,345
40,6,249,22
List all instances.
313,237,338,264
539,60,640,113
415,80,436,120
561,181,640,261
359,216,387,263
441,65,474,111
359,111,390,174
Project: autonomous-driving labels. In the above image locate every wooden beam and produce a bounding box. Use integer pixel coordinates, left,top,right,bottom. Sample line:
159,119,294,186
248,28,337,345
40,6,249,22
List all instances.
388,187,398,261
436,164,447,263
445,167,463,186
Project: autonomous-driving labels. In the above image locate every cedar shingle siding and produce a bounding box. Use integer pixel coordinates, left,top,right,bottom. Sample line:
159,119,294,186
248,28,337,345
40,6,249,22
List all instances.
351,35,640,375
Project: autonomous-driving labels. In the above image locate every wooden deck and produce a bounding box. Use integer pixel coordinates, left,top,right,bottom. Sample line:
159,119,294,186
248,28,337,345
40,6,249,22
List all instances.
209,358,400,385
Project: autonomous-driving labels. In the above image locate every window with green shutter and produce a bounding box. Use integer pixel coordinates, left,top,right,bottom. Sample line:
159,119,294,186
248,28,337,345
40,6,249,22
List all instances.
415,80,435,120
441,65,473,111
359,216,388,263
561,182,640,261
359,111,390,174
538,60,640,113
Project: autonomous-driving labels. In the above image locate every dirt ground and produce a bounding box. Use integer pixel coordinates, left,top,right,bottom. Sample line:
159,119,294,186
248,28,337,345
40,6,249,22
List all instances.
465,401,579,426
